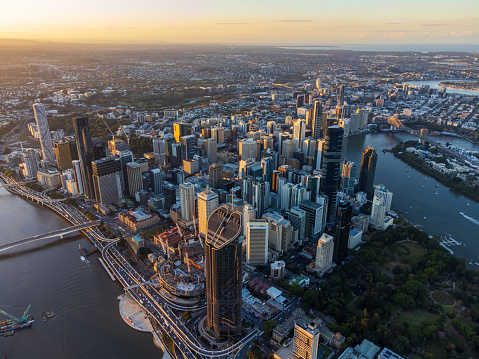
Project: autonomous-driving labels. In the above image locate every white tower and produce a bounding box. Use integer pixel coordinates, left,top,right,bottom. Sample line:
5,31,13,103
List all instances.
32,103,55,164
198,188,219,238
180,182,195,222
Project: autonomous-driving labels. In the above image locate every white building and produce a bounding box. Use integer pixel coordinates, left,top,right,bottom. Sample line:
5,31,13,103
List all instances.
373,184,393,212
315,233,334,272
246,219,269,265
180,182,195,222
32,103,56,164
197,189,219,238
239,138,257,161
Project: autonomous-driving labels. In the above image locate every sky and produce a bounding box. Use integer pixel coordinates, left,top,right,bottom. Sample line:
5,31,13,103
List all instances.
1,0,478,45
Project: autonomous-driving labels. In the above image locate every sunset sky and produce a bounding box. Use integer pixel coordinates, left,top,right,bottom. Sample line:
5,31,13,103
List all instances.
1,0,478,44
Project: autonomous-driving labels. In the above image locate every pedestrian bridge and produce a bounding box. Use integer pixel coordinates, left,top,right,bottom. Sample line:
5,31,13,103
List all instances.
0,221,101,253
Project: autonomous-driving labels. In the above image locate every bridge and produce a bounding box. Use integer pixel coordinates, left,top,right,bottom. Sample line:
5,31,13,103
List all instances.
0,221,100,253
387,116,479,170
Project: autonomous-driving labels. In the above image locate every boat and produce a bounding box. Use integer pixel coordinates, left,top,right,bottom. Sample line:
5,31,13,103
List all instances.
435,185,439,187
46,310,54,318
467,203,471,206
0,318,34,335
41,312,47,322
424,217,427,220
435,192,438,195
80,256,86,262
459,212,464,215
2,330,15,337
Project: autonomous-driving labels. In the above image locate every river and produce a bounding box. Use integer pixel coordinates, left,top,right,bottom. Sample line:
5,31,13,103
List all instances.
407,80,479,96
346,132,479,268
0,189,162,358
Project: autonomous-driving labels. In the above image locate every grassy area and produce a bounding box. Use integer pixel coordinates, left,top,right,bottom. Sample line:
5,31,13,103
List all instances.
442,305,456,314
395,310,439,328
318,344,332,358
384,241,426,271
432,291,456,306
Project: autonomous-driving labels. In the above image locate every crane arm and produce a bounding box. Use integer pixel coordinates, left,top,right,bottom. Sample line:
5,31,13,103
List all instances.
0,309,20,322
21,304,31,320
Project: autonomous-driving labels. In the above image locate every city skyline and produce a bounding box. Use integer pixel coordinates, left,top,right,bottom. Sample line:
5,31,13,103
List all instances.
1,0,478,45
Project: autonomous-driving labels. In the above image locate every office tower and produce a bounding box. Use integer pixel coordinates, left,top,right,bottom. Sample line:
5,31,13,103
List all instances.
209,163,223,189
341,161,356,196
206,138,217,164
242,178,270,218
180,135,196,161
198,189,219,238
239,138,257,161
267,121,275,134
315,233,334,272
333,200,352,264
211,127,225,144
373,185,393,212
73,117,95,200
32,103,55,164
289,206,307,240
180,182,195,222
357,109,369,131
320,126,344,224
299,200,323,239
315,77,322,90
127,162,142,198
261,156,274,185
243,204,255,239
152,137,166,166
280,182,293,210
264,136,274,150
358,147,378,199
171,168,184,185
293,119,306,150
261,148,279,169
54,139,78,171
308,175,321,201
282,140,294,159
291,184,309,207
312,101,323,140
91,137,107,160
72,160,84,195
163,183,176,208
338,84,345,106
314,139,324,170
293,320,320,359
92,157,122,205
339,118,350,136
263,212,293,252
116,150,133,196
246,219,269,265
272,170,282,193
173,122,192,142
22,149,39,178
371,197,387,229
205,205,242,338
296,94,304,108
150,168,163,195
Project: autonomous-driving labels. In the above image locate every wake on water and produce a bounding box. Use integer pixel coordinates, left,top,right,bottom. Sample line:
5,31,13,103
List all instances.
460,212,479,227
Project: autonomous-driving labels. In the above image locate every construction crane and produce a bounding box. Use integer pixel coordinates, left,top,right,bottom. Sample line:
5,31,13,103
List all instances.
0,304,31,323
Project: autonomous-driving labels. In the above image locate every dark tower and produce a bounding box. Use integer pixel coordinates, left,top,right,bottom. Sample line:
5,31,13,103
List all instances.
339,84,346,106
74,117,95,200
205,205,242,338
312,101,323,140
358,147,378,199
333,200,352,264
320,125,344,225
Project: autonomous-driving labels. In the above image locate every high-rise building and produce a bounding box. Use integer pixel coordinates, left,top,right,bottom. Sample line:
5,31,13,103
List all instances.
288,206,307,240
72,160,84,195
92,156,122,205
211,127,225,144
358,147,377,199
293,320,320,359
173,122,192,142
373,184,393,212
73,117,95,200
180,135,196,160
243,203,255,240
32,103,55,164
338,84,346,106
149,168,163,195
333,200,353,264
179,182,195,222
263,212,293,252
126,162,142,198
209,163,223,189
22,148,39,178
205,205,242,338
299,200,323,239
320,125,344,224
341,161,356,196
261,156,274,187
293,119,306,150
242,178,270,218
163,183,176,208
198,189,219,238
54,138,78,171
239,138,257,161
312,101,323,140
315,233,334,272
116,150,133,196
246,219,269,265
371,197,387,229
206,138,217,164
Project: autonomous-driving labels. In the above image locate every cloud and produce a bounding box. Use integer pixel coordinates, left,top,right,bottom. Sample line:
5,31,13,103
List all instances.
421,23,450,27
216,22,248,25
275,20,312,23
438,30,474,37
386,22,404,25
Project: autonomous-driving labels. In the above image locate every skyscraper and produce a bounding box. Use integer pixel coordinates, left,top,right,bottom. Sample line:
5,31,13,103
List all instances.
73,117,95,200
320,125,344,224
206,138,217,164
299,200,323,239
312,101,323,140
246,219,269,265
373,184,393,212
315,233,334,272
127,162,142,198
181,135,196,160
116,150,133,196
333,200,352,264
293,119,306,150
239,138,257,161
341,161,357,196
261,156,274,185
22,148,39,178
358,147,378,199
32,103,55,164
371,197,387,229
338,84,346,106
179,182,195,222
205,205,242,338
72,160,84,195
198,188,219,238
150,168,163,195
209,163,223,189
54,138,78,171
92,156,122,205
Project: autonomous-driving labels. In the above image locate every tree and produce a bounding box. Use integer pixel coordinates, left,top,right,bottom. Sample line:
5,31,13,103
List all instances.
422,325,438,340
261,320,277,338
394,293,415,310
181,311,191,321
289,283,304,297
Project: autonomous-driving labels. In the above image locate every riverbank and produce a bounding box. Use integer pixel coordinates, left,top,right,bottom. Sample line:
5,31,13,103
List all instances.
392,141,479,203
439,81,479,92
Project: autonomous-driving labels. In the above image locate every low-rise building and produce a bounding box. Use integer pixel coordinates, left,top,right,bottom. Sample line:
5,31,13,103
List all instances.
119,209,159,231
